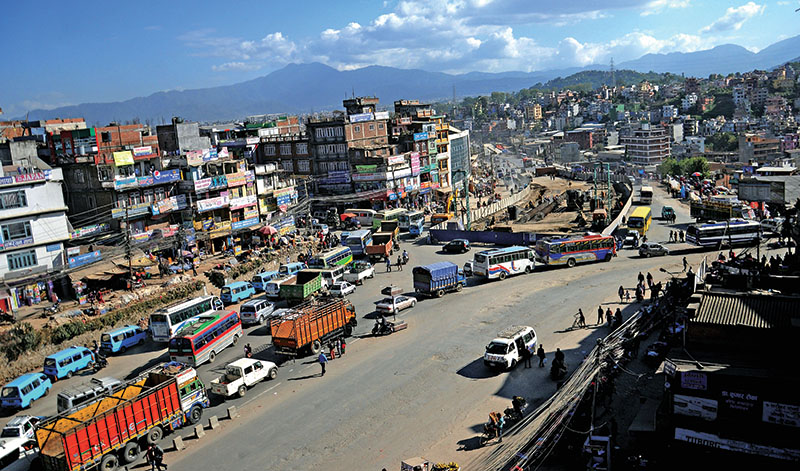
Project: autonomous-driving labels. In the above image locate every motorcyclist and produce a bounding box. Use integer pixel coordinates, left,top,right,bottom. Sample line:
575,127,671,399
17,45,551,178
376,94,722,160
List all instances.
402,250,409,264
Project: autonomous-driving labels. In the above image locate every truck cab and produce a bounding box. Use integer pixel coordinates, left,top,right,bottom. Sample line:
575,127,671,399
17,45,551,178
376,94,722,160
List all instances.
483,326,537,370
0,415,41,467
210,358,278,398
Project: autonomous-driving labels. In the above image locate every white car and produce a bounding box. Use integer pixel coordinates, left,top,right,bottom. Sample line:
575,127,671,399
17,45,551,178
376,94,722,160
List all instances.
376,295,416,314
210,358,278,399
761,218,785,234
329,281,356,297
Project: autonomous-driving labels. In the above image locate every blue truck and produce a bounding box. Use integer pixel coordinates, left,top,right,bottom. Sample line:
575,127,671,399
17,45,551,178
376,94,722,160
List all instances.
412,261,466,297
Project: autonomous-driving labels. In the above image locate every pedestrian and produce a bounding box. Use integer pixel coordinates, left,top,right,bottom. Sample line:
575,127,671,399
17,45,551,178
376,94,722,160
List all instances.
646,272,653,288
625,290,631,303
318,351,328,376
618,286,624,303
146,444,166,471
396,255,403,271
680,230,685,242
340,337,346,355
385,257,392,272
335,338,342,356
577,308,586,328
191,262,198,276
328,342,336,360
536,344,546,367
614,308,623,328
669,230,674,242
497,414,505,443
606,308,613,326
523,346,532,368
597,305,604,325
637,272,644,284
682,257,688,272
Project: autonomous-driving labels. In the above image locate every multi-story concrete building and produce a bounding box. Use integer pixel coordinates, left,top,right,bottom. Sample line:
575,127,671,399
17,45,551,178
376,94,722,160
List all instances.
738,134,782,163
620,123,670,166
157,118,211,155
258,133,311,175
448,127,470,189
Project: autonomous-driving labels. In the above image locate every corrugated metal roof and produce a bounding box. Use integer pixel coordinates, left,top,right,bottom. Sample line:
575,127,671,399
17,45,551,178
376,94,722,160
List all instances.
693,292,800,329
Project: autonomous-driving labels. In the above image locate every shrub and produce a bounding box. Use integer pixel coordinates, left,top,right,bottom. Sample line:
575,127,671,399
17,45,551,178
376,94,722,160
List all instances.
1,323,42,361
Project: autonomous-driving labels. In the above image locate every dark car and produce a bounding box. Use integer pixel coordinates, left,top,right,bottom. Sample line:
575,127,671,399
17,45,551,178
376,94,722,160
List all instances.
443,239,471,253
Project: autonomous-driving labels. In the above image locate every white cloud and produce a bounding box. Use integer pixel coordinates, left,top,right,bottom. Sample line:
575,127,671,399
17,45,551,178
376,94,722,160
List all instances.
700,2,765,34
641,0,691,16
211,62,263,72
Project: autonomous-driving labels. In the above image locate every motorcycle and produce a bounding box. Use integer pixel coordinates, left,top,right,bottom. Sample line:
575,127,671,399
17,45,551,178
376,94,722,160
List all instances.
401,252,409,265
503,396,528,422
45,302,61,315
372,319,395,336
92,351,108,372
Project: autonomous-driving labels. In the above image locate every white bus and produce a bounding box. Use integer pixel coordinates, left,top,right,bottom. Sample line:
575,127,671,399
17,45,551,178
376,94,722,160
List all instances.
344,208,377,228
686,219,762,247
399,210,425,234
473,246,536,280
344,229,373,257
150,295,224,342
639,186,653,205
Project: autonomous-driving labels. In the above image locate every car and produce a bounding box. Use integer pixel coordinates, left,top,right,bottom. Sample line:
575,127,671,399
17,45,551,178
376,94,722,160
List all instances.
463,260,474,277
639,242,669,257
443,239,471,253
375,295,417,314
329,281,356,297
624,232,640,248
311,222,329,235
761,217,785,234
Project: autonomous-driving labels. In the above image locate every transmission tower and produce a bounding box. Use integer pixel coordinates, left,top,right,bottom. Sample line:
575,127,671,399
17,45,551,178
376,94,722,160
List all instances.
610,57,616,88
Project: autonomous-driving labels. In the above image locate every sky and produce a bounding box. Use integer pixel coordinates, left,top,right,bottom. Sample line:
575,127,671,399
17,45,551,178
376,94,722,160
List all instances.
1,0,798,117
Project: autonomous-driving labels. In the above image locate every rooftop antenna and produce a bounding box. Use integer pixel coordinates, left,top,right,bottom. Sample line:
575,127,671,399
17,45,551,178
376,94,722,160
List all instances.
352,87,355,98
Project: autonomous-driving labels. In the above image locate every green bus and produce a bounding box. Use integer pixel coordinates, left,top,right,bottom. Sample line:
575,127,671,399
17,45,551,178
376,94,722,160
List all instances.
372,208,406,230
307,246,353,269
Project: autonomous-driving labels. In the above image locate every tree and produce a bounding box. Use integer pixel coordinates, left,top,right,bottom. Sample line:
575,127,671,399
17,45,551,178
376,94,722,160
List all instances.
707,132,737,152
658,158,682,176
680,156,710,177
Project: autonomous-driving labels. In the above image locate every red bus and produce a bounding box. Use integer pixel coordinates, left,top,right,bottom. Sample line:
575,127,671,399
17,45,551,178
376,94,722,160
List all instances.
534,234,617,268
169,310,243,366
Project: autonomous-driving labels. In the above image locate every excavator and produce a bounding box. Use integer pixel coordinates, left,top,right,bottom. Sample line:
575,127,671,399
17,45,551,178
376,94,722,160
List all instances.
430,193,454,226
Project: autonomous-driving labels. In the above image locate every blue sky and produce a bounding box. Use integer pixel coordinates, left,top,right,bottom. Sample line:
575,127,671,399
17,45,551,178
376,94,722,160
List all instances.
1,0,798,117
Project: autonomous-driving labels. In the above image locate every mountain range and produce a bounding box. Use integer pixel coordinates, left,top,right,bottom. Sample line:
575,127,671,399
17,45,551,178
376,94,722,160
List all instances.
16,35,800,125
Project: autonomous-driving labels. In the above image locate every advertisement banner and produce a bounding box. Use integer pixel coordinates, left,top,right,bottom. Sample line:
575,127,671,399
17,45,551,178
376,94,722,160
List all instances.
226,172,247,187
67,247,80,256
230,194,257,210
113,176,139,190
679,371,708,391
352,172,387,182
244,206,259,220
196,193,230,213
187,150,204,166
349,112,374,123
392,168,412,179
151,194,187,216
388,155,406,166
414,132,429,141
673,394,718,421
763,401,800,428
374,111,389,120
12,172,47,184
411,152,420,176
68,250,102,269
720,390,760,421
111,202,151,219
70,223,110,239
674,428,800,461
245,170,255,183
194,178,212,192
133,146,153,157
356,165,377,173
202,148,218,163
0,236,34,250
113,151,134,166
232,217,260,231
219,147,230,159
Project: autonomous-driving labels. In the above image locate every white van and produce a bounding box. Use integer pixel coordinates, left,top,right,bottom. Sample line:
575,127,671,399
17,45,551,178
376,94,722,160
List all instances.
56,377,123,413
265,276,293,299
483,325,538,370
306,265,347,290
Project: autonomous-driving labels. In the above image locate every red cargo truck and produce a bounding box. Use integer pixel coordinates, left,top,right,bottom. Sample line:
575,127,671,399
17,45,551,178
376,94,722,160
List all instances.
35,363,208,471
270,298,357,356
365,232,394,262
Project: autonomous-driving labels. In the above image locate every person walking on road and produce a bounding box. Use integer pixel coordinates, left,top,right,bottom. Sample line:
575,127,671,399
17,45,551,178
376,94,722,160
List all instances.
523,346,532,368
341,338,346,355
318,352,328,376
597,305,604,325
606,308,613,327
637,272,645,285
396,255,404,271
625,290,631,303
146,444,166,471
335,338,342,356
646,272,654,289
385,257,392,272
537,345,546,367
618,286,625,303
576,308,586,328
682,257,688,272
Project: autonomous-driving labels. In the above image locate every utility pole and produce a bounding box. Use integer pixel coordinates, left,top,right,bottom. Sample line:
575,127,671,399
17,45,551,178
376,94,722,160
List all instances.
124,204,132,289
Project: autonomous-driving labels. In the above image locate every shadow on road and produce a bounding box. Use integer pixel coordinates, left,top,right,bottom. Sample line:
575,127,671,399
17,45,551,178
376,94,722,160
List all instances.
456,357,501,380
456,436,484,451
125,351,171,380
287,374,320,381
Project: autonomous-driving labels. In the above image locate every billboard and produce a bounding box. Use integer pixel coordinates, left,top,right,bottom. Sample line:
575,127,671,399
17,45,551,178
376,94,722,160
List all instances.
132,146,153,157
197,193,230,212
388,155,406,166
349,113,374,123
374,111,390,120
113,151,134,166
414,132,429,141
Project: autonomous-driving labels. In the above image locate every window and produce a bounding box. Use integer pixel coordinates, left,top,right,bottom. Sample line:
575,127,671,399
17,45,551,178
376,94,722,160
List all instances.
264,145,276,156
98,166,113,181
2,222,32,242
280,144,292,155
74,169,85,183
378,123,384,129
0,190,27,210
282,160,294,172
7,250,37,271
354,126,361,132
369,124,375,131
298,160,310,172
101,132,112,143
296,143,308,154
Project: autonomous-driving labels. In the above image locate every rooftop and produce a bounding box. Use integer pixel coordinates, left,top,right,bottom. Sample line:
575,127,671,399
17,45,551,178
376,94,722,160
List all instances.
694,291,800,329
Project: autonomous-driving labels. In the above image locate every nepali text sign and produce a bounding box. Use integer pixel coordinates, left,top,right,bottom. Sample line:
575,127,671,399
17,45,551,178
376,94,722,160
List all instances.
0,236,34,250
187,150,204,166
133,146,153,157
680,371,708,391
388,155,406,166
232,217,260,231
349,112,374,123
113,151,134,166
230,194,257,210
68,250,102,269
113,176,139,190
352,172,387,182
374,111,389,120
141,169,181,186
356,165,377,173
763,401,800,428
226,172,247,187
411,152,420,176
152,194,187,215
111,202,151,219
197,193,230,212
71,223,111,239
414,132,430,141
674,427,800,461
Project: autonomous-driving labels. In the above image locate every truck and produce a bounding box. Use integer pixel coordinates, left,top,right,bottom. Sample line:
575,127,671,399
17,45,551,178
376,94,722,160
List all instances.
412,261,466,297
343,260,375,285
34,362,208,471
365,233,394,261
0,416,41,468
279,271,324,305
270,298,357,356
379,220,400,239
210,358,278,399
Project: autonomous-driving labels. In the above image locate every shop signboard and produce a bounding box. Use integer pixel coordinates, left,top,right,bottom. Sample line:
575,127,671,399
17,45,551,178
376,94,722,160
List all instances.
680,371,708,391
68,250,102,269
46,243,61,252
230,194,257,210
70,223,110,239
187,150,204,166
111,202,151,219
196,193,230,213
138,169,181,187
245,170,255,183
274,187,296,206
113,151,134,166
194,177,212,192
349,112,374,123
352,172,387,182
67,247,80,256
152,194,187,215
392,168,412,179
411,153,420,176
356,165,377,173
226,172,247,187
414,132,429,141
232,217,260,231
673,394,718,421
763,401,800,428
388,155,406,166
720,390,759,421
208,220,232,238
133,146,153,157
113,176,139,189
244,206,259,220
219,147,230,159
0,236,34,250
203,148,218,162
674,427,800,461
374,111,389,120
324,170,351,184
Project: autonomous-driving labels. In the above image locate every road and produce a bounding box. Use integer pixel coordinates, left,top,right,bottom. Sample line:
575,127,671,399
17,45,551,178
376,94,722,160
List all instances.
4,182,713,471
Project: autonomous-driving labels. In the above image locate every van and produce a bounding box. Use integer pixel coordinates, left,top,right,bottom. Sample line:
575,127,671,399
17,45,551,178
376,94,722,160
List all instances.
240,298,276,325
483,326,538,370
44,346,95,380
311,222,329,235
278,262,306,277
265,276,293,299
100,325,147,354
220,281,256,305
344,208,376,227
251,271,279,292
1,373,52,409
56,377,123,413
307,265,347,290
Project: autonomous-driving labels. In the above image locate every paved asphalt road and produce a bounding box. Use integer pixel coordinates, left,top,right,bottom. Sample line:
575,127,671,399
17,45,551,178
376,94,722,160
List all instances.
4,182,717,471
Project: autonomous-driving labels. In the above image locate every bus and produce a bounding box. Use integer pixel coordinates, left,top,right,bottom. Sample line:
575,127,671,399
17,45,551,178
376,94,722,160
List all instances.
535,234,617,268
150,295,224,342
372,208,406,230
686,219,762,247
307,246,353,269
628,207,652,236
639,186,653,205
473,246,536,280
344,229,373,256
344,208,377,228
168,310,243,366
400,210,425,235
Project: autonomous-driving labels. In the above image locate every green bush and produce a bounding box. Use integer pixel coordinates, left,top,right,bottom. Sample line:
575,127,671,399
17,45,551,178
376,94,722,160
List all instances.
0,323,43,361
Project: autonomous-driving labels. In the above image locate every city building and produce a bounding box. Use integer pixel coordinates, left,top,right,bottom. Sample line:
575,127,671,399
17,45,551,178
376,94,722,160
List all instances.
620,123,671,165
258,133,311,175
738,134,782,163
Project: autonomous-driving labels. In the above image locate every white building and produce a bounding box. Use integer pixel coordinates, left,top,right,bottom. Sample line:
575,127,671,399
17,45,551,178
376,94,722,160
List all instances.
0,166,70,291
681,93,698,111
